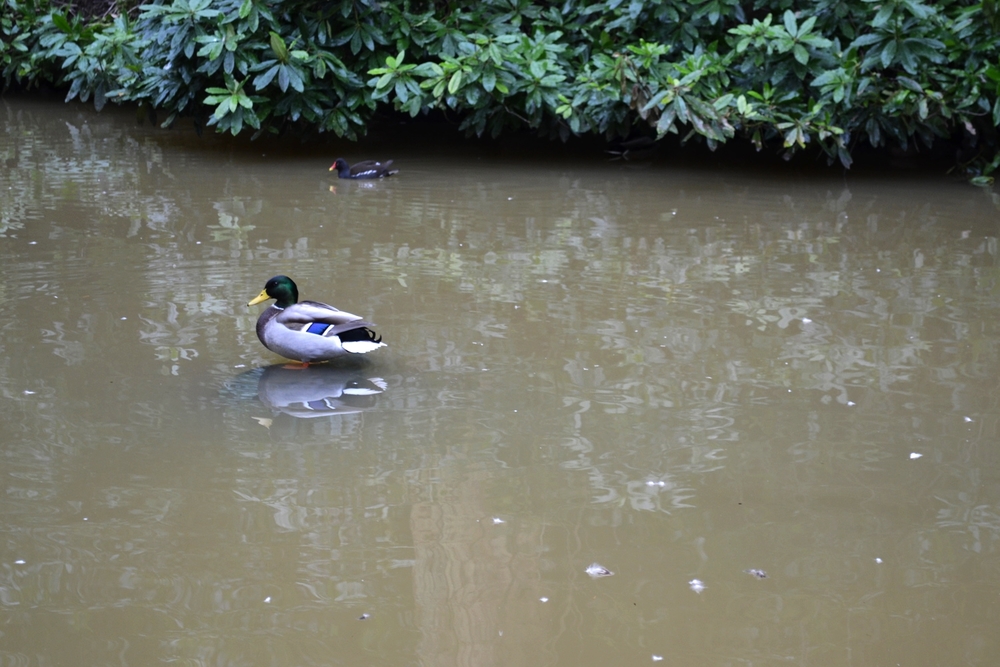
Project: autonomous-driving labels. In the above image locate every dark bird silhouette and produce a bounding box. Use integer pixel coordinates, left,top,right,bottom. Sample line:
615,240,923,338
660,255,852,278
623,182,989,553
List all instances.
329,158,398,179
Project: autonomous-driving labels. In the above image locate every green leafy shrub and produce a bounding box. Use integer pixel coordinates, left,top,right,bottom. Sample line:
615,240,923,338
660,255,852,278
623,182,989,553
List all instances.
3,0,999,180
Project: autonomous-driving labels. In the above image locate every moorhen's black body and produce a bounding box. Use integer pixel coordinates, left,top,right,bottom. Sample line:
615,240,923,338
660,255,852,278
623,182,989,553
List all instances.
329,158,399,179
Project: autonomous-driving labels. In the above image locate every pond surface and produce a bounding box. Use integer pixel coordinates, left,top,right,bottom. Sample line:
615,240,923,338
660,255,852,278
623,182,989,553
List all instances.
2,96,1000,667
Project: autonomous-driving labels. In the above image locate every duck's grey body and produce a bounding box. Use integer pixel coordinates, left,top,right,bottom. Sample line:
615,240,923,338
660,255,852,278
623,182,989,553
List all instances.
248,276,385,363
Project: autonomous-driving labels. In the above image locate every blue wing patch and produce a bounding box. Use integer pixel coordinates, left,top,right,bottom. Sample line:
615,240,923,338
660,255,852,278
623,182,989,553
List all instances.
306,323,332,335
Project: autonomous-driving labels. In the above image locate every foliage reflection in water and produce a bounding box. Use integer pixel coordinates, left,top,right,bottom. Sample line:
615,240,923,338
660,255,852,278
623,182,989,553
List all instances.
1,98,1000,666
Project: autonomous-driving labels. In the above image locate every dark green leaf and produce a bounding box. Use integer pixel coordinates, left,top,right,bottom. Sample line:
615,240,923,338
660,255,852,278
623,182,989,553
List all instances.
782,10,796,36
270,32,288,62
287,65,304,92
872,5,893,28
51,13,71,33
482,69,496,92
851,33,885,48
448,70,463,94
896,76,923,93
880,40,897,68
253,64,278,89
793,44,808,65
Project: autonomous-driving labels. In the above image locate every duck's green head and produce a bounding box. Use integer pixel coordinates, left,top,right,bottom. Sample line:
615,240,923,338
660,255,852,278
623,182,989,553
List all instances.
248,275,299,308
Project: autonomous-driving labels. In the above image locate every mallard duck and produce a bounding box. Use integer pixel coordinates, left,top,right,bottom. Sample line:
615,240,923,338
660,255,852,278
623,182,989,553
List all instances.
247,275,385,362
329,158,398,179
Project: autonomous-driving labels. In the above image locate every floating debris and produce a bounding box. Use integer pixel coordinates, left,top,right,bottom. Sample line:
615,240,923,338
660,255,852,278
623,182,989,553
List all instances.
909,452,923,460
14,559,25,565
586,563,614,578
492,517,505,525
688,579,706,593
645,480,666,487
652,656,664,662
744,569,768,579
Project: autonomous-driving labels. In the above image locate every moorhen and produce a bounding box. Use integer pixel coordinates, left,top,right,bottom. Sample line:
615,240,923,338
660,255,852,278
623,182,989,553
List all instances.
329,158,398,179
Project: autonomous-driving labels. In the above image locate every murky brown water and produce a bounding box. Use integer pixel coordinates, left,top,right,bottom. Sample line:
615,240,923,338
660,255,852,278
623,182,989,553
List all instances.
2,95,1000,666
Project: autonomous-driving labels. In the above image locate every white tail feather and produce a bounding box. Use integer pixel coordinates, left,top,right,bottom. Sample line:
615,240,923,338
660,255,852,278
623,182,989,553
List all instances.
342,340,387,354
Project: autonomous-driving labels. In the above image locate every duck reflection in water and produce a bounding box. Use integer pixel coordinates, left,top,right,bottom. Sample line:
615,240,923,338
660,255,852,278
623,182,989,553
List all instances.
255,363,387,419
